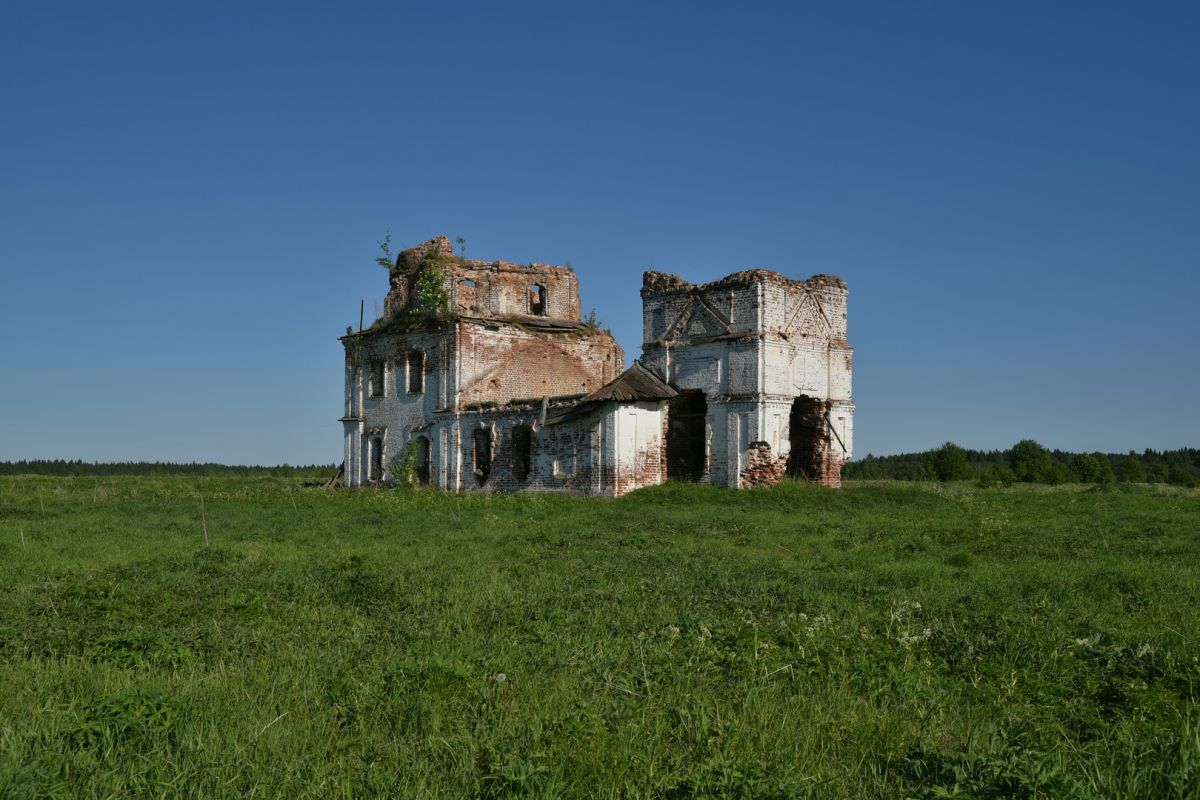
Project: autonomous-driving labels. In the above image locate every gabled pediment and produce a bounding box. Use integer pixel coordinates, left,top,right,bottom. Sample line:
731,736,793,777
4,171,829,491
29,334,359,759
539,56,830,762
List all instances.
783,291,832,338
666,296,731,339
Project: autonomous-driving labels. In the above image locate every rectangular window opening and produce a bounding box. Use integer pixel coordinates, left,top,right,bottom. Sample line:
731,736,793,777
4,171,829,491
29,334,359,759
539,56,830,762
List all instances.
407,350,424,394
530,284,546,316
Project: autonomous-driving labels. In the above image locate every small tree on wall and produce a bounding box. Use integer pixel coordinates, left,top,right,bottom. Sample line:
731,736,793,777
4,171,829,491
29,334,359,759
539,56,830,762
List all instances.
410,250,453,322
375,232,395,271
372,231,455,325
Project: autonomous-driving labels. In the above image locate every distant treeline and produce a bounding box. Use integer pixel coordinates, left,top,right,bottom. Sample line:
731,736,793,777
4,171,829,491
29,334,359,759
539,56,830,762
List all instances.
0,460,337,477
844,441,1200,487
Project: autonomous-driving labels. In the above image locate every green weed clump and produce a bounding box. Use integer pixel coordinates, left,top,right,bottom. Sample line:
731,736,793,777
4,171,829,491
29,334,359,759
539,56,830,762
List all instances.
0,476,1197,798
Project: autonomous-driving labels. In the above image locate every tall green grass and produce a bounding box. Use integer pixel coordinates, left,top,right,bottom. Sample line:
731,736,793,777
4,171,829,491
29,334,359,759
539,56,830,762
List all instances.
1,476,1197,798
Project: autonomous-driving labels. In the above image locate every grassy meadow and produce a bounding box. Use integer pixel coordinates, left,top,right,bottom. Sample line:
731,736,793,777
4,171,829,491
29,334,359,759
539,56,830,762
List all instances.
1,475,1198,798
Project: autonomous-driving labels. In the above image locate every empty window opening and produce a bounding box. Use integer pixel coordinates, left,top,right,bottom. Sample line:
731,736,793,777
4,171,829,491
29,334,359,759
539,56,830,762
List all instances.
407,350,424,393
414,435,431,486
459,279,477,310
530,284,546,316
472,428,493,484
786,395,826,481
512,425,532,482
368,436,384,482
368,361,385,398
666,390,707,481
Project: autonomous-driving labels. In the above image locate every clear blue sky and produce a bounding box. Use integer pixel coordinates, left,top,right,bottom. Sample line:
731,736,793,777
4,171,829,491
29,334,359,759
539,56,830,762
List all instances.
2,1,1197,464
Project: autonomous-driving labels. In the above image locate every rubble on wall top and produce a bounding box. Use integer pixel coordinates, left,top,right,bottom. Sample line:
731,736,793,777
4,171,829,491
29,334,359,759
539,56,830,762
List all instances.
458,260,574,276
394,236,573,277
341,313,607,341
641,270,692,292
642,268,847,294
394,236,456,272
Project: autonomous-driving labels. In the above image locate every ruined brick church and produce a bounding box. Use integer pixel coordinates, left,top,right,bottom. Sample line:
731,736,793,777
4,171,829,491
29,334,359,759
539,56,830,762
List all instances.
340,236,853,496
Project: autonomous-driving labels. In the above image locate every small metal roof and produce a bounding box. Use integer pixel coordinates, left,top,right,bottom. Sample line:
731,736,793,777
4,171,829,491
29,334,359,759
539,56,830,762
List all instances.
545,362,676,425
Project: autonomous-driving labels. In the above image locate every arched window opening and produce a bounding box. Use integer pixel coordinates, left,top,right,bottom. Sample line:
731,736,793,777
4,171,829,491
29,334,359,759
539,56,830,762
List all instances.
368,436,384,482
414,436,431,486
512,425,533,482
472,428,493,484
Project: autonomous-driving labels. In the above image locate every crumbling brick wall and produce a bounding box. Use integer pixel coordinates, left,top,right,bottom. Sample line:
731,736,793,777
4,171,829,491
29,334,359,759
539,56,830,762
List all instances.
383,235,582,322
452,263,579,321
740,441,787,488
785,396,847,488
382,236,455,319
457,323,623,407
343,236,625,490
444,403,653,496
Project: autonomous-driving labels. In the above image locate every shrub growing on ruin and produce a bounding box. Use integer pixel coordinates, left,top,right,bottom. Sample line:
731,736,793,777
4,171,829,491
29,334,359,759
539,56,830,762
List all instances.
409,251,454,323
375,232,396,272
388,441,422,489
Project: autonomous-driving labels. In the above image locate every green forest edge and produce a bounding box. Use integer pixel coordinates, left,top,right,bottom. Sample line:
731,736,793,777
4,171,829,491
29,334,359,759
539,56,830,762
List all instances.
0,463,337,478
4,442,1198,486
846,441,1200,487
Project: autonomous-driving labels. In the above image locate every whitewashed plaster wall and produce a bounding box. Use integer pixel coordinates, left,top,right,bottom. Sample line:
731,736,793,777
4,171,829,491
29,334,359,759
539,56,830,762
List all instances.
342,328,453,486
641,270,854,486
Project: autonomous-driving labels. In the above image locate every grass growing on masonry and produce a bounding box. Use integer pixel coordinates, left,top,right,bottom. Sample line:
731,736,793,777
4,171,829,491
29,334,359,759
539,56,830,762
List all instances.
0,476,1198,798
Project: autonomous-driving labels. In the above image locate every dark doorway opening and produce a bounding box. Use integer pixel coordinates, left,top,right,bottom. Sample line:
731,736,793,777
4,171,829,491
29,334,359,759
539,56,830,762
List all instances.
786,395,825,480
512,425,532,482
666,390,706,481
414,436,431,486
